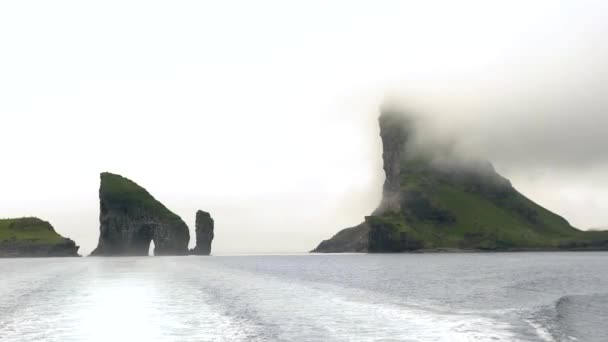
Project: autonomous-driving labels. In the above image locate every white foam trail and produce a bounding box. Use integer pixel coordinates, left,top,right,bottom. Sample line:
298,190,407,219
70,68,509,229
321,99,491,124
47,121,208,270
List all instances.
187,261,518,341
524,318,556,342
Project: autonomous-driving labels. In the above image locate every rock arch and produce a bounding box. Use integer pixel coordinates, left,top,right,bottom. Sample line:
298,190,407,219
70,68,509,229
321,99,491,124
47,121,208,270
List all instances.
90,172,190,256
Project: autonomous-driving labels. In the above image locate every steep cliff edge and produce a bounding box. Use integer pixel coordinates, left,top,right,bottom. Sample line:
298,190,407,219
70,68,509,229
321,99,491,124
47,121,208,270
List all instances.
90,172,190,256
312,109,608,252
190,210,214,255
0,217,79,257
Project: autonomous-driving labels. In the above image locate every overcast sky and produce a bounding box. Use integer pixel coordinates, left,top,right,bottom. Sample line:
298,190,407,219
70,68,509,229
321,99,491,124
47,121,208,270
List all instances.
1,1,607,254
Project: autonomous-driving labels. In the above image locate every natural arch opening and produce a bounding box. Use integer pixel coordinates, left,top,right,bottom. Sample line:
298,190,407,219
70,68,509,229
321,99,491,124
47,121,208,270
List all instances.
148,240,155,256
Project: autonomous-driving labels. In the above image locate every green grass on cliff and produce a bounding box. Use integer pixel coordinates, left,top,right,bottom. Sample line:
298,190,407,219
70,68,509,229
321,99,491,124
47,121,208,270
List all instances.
100,172,181,220
316,111,608,252
374,161,605,250
0,218,64,244
416,184,565,248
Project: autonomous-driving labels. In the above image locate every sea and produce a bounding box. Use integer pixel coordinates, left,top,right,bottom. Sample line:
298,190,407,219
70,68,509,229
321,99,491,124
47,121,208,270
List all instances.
0,252,607,341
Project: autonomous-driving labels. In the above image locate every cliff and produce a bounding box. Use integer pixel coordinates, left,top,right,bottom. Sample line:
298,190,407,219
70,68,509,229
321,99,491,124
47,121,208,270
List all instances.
190,210,214,255
312,109,608,252
0,217,79,257
90,172,190,256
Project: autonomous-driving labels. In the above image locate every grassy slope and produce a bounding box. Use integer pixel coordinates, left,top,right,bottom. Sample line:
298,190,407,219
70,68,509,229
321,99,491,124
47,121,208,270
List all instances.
0,217,65,245
373,161,607,250
100,172,180,220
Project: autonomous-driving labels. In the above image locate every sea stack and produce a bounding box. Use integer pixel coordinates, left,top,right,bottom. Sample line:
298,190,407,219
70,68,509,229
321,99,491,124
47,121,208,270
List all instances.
0,217,79,257
90,172,190,256
191,210,214,255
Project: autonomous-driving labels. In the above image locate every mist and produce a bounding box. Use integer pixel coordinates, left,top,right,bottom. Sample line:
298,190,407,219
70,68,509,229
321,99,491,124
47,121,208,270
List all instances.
1,1,608,254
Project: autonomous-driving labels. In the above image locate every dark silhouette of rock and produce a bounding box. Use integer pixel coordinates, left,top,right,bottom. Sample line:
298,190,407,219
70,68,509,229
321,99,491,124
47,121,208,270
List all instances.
0,217,79,257
373,110,410,215
191,210,214,255
90,172,190,256
311,222,369,253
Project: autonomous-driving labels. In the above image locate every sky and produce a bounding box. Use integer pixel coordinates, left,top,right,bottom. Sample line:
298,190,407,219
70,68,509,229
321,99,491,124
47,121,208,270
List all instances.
1,1,607,254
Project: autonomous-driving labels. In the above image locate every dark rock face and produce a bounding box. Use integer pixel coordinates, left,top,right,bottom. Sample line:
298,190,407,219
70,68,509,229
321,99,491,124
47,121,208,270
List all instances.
373,110,410,215
311,222,369,253
313,110,411,253
0,217,80,258
367,216,424,252
90,173,190,256
191,210,214,255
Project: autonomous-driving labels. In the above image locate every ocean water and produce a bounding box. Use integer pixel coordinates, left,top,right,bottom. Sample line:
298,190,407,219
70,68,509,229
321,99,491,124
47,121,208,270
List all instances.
0,253,607,341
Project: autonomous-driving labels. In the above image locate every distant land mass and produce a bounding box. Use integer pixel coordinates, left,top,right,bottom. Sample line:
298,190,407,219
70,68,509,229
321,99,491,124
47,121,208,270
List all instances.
0,217,79,257
312,109,608,253
0,172,215,258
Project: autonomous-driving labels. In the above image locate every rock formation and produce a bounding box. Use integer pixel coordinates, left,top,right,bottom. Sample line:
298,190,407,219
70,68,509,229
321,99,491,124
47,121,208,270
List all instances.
190,210,214,255
311,222,368,253
312,108,608,252
373,110,410,215
90,172,190,256
0,217,79,257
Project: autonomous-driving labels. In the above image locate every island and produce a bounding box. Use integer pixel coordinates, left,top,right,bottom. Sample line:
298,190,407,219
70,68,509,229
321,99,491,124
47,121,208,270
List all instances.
312,109,608,252
90,172,191,256
0,217,79,257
